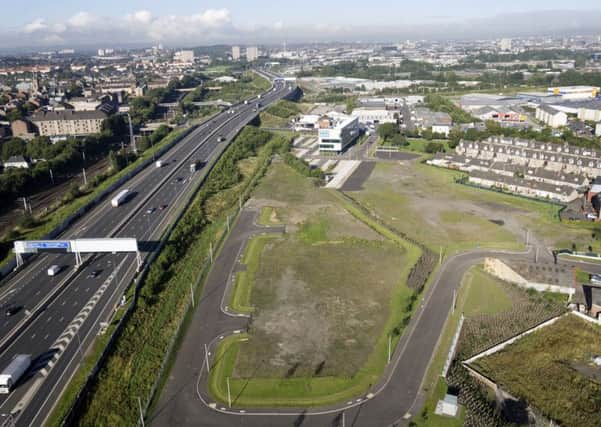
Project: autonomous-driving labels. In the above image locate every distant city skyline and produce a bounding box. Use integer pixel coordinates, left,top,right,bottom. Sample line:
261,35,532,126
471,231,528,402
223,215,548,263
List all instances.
1,1,601,50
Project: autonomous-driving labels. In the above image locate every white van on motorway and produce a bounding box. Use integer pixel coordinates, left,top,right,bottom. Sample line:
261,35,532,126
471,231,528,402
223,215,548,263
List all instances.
47,265,61,276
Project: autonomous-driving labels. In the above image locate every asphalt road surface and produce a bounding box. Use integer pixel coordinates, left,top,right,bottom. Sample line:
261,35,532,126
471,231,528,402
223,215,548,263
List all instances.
0,72,292,426
151,207,601,427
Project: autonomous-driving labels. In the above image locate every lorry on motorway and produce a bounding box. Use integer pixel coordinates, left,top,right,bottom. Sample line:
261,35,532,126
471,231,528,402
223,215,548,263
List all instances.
0,354,32,394
155,160,163,168
111,189,130,207
47,265,61,276
190,161,200,172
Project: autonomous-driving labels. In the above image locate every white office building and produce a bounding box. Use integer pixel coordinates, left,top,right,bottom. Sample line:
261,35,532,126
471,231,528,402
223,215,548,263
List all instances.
317,113,360,153
246,46,259,62
174,50,195,63
232,46,241,61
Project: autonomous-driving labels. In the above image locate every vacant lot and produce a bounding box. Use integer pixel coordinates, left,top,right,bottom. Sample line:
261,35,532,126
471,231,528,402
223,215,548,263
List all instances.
350,162,597,253
248,160,381,240
212,161,418,405
236,237,407,378
473,314,601,427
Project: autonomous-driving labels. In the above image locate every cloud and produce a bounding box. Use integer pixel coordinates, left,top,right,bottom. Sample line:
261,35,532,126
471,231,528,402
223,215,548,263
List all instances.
67,12,95,28
5,8,601,50
127,10,153,25
23,18,47,33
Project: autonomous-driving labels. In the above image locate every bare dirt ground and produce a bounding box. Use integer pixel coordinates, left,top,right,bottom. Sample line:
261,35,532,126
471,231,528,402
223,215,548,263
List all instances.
233,162,410,379
235,238,407,379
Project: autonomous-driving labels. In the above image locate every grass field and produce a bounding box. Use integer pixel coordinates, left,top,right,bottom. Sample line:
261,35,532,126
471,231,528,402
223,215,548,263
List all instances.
404,138,452,153
210,161,422,406
473,314,601,427
350,161,598,254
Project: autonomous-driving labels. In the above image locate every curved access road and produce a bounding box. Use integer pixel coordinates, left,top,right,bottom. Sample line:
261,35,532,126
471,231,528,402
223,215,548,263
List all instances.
150,204,601,427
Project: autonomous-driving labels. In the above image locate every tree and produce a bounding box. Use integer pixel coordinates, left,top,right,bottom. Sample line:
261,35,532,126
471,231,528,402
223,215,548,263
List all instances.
101,115,128,138
424,142,445,154
1,138,27,160
137,136,151,152
378,123,399,141
5,108,25,123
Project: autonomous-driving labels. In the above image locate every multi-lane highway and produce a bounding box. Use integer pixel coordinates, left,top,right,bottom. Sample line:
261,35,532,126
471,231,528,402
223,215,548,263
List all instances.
0,70,292,426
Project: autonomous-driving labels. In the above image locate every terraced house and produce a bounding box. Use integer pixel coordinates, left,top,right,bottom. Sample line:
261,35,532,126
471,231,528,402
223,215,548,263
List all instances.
427,136,601,203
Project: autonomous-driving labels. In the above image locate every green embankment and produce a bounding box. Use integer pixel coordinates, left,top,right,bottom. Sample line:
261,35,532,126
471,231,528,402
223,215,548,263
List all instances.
53,127,289,426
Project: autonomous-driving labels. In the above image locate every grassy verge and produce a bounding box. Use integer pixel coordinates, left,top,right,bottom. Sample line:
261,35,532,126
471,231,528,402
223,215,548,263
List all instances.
0,128,187,269
412,266,514,426
228,234,280,314
65,127,288,426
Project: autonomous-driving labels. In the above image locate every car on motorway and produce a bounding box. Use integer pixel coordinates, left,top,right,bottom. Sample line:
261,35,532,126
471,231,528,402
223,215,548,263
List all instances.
5,305,21,317
146,207,156,215
174,177,183,183
217,135,226,142
160,204,168,211
47,265,62,276
87,270,102,279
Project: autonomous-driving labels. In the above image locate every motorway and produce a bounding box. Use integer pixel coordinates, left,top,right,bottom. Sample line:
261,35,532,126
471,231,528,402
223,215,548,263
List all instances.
0,70,292,426
152,200,601,426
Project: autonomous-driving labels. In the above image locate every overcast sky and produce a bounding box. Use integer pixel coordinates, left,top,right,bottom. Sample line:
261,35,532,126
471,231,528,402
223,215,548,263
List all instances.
2,1,601,50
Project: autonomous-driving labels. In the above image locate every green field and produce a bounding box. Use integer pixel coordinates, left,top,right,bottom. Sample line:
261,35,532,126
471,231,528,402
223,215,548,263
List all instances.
473,314,601,427
404,138,452,153
350,161,597,254
210,161,422,406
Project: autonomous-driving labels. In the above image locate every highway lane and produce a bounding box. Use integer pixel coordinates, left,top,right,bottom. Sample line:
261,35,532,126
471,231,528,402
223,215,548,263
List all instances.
0,122,216,340
0,79,285,345
0,78,292,425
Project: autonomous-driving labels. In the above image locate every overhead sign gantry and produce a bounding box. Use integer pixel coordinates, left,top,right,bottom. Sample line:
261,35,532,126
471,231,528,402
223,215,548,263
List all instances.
13,238,142,270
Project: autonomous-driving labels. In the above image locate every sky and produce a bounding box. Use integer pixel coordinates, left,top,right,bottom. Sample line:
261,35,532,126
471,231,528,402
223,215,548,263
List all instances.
2,1,601,50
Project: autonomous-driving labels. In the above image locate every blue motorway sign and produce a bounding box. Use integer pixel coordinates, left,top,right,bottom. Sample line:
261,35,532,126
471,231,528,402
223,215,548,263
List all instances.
25,241,70,251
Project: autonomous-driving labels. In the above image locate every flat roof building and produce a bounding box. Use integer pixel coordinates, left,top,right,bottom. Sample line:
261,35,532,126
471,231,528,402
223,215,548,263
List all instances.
31,110,107,137
246,46,259,62
232,46,241,61
535,105,567,129
317,112,360,153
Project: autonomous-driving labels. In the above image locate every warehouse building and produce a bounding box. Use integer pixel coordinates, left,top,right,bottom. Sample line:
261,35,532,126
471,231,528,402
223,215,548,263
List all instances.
351,108,397,124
